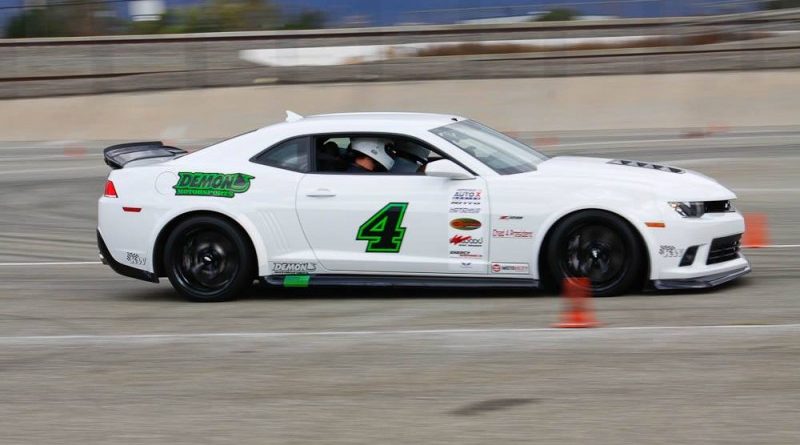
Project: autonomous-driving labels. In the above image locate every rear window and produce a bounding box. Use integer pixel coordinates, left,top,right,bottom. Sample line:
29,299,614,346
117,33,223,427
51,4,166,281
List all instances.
252,136,310,172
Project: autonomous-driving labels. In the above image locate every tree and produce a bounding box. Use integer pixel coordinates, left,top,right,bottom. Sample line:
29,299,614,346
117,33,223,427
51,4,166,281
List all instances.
179,0,280,33
281,10,326,30
4,3,117,38
5,8,65,38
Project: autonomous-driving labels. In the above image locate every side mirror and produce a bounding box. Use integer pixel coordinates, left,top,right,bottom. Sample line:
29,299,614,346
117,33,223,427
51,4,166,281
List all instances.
425,159,475,180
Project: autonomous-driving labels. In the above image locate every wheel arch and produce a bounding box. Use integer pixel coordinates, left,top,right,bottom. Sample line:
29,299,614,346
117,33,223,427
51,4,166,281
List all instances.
535,207,653,286
152,210,262,277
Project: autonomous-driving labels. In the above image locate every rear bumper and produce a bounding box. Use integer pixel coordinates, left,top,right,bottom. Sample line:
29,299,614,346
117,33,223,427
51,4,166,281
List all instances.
97,230,159,283
651,261,750,290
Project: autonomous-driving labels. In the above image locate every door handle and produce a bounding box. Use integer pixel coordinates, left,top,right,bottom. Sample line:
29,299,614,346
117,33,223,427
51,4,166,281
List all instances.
305,188,336,198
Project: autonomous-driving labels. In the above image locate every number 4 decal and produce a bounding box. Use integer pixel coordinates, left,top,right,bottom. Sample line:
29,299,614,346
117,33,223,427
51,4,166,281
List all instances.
356,202,408,253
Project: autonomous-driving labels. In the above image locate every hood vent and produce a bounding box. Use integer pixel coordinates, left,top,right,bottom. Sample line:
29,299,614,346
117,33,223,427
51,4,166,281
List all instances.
608,159,685,174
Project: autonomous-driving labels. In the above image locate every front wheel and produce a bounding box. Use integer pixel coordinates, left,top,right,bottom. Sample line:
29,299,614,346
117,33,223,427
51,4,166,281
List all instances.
164,216,255,302
546,210,644,297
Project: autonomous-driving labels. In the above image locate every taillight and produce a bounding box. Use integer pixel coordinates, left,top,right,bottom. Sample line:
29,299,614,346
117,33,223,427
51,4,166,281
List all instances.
104,180,118,198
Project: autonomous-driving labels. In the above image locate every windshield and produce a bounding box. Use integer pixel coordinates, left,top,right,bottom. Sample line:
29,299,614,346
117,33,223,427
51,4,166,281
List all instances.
431,120,548,175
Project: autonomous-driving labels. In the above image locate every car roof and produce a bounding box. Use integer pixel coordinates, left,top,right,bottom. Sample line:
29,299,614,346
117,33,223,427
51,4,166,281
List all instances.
263,112,467,134
183,112,469,163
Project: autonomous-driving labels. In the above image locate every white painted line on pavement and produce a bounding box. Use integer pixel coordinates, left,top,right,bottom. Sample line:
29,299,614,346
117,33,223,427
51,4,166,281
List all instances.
2,323,800,344
0,154,101,162
0,261,102,267
0,165,104,175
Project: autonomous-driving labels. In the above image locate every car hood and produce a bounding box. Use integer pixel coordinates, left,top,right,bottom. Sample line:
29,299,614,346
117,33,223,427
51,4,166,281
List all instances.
533,156,736,201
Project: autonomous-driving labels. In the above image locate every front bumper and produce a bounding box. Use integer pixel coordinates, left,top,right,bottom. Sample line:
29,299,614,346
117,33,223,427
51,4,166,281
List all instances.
652,260,751,290
647,208,748,281
97,230,159,283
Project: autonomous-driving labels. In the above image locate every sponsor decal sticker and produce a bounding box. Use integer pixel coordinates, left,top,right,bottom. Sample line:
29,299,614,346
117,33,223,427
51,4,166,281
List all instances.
449,250,483,259
492,228,533,239
450,234,471,245
125,252,146,266
447,188,486,264
499,215,523,220
450,189,482,203
174,172,255,198
659,245,685,258
449,207,481,214
449,235,483,247
272,262,317,274
491,262,530,274
450,218,482,231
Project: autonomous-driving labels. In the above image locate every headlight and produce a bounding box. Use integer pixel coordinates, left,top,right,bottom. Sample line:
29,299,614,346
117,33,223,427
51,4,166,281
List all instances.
669,201,705,218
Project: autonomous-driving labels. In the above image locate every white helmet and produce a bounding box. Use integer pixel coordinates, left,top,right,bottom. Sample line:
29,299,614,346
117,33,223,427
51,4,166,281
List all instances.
351,138,395,171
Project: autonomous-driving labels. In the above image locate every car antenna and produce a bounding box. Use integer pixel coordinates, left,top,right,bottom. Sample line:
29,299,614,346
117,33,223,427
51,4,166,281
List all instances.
285,110,304,122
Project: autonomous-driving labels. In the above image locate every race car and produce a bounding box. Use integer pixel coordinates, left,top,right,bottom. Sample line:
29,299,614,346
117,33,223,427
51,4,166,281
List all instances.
97,112,750,301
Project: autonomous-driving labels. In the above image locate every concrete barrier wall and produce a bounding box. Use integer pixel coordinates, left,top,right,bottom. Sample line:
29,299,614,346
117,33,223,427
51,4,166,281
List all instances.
1,70,798,142
2,11,799,99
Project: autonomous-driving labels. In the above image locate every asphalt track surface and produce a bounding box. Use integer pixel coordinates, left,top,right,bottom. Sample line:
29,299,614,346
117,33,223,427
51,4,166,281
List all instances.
1,129,799,444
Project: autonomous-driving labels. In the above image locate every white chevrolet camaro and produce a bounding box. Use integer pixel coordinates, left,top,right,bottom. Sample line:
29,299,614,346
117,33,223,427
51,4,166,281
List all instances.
97,112,750,301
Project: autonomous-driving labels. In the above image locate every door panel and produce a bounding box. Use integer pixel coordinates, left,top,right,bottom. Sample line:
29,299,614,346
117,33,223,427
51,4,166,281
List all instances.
296,174,489,275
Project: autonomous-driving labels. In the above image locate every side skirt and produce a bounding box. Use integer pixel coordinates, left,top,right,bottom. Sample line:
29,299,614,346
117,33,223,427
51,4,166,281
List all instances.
262,274,540,289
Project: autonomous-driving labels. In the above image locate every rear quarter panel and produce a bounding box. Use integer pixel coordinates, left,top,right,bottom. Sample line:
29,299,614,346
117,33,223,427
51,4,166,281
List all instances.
99,161,293,277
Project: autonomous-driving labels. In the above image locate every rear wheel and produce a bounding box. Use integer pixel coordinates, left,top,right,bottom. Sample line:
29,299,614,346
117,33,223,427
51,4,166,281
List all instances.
546,210,644,297
164,216,254,302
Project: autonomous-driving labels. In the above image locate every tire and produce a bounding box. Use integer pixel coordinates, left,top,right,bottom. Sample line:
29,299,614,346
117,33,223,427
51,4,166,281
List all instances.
164,215,255,302
545,210,644,297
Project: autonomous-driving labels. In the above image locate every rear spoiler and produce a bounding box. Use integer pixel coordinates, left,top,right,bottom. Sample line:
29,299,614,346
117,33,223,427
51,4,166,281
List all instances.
103,141,187,169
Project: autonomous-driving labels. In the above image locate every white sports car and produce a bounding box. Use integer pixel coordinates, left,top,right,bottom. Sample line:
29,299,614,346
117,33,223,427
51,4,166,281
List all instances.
97,112,750,301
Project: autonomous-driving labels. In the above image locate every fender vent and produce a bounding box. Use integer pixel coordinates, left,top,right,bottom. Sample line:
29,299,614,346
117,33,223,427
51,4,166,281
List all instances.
608,159,685,174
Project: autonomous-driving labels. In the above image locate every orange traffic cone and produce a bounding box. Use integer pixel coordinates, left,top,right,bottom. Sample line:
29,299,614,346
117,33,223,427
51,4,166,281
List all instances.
553,277,600,328
742,213,770,248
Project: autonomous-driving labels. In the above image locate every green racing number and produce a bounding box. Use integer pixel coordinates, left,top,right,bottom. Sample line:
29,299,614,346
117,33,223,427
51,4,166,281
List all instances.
356,202,409,253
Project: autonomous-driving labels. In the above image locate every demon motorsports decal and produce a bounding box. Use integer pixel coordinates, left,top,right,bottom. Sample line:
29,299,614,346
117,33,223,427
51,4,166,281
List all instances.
174,172,255,198
272,262,317,274
356,202,408,253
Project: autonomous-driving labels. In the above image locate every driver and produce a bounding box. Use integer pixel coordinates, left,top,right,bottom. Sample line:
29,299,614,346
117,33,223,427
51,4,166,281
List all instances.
348,138,395,173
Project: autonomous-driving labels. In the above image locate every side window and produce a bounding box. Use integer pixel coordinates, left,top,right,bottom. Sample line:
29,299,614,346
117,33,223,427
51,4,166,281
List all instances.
252,137,309,172
310,133,439,175
314,136,351,173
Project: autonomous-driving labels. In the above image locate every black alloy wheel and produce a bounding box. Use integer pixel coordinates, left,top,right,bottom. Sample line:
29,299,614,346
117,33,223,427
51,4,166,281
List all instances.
546,210,644,297
164,216,254,302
